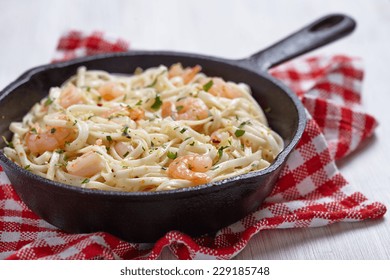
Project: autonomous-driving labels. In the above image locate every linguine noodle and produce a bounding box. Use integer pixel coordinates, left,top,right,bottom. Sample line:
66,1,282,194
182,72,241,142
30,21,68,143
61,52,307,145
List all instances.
3,64,283,192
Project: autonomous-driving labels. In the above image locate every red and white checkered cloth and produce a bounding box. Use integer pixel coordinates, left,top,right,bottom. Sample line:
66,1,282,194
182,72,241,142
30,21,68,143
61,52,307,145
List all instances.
0,31,386,260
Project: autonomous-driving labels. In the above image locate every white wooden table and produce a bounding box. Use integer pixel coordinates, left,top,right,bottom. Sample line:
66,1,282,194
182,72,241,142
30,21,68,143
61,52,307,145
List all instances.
0,0,389,259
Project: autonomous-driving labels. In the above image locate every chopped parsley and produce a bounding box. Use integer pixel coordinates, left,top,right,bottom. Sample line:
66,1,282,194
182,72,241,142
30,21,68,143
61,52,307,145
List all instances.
44,97,53,106
123,151,130,158
55,149,65,154
176,105,184,112
176,96,187,102
180,128,187,134
217,146,228,159
2,136,14,149
122,126,130,136
167,151,178,160
30,128,38,134
238,121,251,128
50,128,56,134
106,135,113,142
235,129,245,137
24,165,31,170
202,79,214,92
136,100,143,106
81,178,90,184
151,95,162,110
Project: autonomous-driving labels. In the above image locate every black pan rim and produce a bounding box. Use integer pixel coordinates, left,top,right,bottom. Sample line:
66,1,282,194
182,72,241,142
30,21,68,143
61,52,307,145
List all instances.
0,50,306,198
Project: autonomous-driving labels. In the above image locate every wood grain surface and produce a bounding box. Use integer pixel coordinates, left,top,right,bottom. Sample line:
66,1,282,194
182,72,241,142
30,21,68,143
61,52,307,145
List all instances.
0,0,389,259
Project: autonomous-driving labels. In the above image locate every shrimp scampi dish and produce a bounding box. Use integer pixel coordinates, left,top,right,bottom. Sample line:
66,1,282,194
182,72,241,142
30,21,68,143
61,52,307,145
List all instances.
3,64,283,192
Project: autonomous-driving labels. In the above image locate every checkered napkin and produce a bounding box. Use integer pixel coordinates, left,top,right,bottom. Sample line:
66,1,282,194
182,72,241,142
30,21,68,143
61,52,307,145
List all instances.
0,31,386,260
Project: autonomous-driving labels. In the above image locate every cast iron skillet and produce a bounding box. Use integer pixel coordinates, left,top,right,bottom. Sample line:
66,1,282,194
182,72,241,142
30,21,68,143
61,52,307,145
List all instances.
0,14,355,242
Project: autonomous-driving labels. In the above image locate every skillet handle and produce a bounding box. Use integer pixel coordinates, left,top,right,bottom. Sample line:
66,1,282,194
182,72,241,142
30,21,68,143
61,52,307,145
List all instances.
244,14,356,71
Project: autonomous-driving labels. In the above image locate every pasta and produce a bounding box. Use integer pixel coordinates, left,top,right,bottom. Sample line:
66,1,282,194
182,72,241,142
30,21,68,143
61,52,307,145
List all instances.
3,64,283,192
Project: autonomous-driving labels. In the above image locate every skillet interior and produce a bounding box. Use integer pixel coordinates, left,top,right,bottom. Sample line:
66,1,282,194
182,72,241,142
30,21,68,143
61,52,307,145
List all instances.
0,52,305,241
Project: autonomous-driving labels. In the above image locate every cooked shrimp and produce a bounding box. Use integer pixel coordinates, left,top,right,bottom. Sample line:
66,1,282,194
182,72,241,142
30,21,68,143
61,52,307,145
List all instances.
167,154,212,184
59,84,85,108
25,126,76,154
162,97,209,121
127,107,145,121
201,77,242,99
168,63,202,84
100,106,145,121
98,82,125,101
66,151,105,177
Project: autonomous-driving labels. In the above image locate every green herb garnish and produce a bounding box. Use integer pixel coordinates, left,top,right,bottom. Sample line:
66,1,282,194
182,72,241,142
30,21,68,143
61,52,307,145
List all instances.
44,97,53,106
151,95,162,110
106,135,113,142
202,80,214,92
30,128,38,134
2,136,14,149
136,100,143,106
180,128,187,134
81,178,90,184
238,121,251,128
176,96,187,102
235,129,245,137
123,151,130,158
50,128,56,134
217,146,228,159
167,151,178,160
24,165,31,170
176,105,184,112
122,126,129,136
